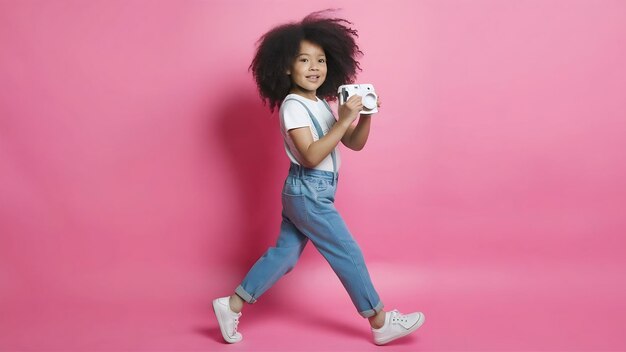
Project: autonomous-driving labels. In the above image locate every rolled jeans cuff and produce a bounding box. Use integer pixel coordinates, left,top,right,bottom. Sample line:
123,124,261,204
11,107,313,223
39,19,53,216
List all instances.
235,285,257,304
359,301,384,318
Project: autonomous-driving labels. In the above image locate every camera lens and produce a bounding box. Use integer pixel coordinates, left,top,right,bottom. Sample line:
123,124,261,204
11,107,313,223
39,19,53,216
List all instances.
363,93,377,110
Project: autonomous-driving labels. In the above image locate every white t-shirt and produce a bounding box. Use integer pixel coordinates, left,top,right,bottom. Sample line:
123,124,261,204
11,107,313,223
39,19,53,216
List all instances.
279,94,341,172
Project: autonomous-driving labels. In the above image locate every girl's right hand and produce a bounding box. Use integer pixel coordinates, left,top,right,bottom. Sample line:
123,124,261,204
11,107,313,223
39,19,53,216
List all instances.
337,95,363,126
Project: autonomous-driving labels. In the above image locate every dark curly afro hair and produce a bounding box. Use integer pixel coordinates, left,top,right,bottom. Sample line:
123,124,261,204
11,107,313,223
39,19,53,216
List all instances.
249,9,363,112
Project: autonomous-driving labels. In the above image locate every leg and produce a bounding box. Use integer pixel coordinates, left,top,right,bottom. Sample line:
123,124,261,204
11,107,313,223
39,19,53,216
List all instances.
213,175,309,344
234,212,309,305
301,206,384,318
368,309,386,329
286,178,384,318
228,292,245,313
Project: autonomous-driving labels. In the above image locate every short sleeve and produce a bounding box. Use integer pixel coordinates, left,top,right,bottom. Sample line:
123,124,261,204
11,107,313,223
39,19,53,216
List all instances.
282,100,311,131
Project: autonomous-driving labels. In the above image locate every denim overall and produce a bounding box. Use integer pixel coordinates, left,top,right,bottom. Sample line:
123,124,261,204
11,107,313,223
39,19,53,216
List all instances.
235,98,384,318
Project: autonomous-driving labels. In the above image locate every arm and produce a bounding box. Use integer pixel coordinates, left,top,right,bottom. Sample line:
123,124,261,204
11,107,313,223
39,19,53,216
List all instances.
288,95,363,168
341,96,380,151
289,121,351,168
341,115,371,151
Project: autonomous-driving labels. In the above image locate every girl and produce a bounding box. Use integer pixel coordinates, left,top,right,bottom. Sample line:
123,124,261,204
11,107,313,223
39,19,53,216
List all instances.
212,10,425,345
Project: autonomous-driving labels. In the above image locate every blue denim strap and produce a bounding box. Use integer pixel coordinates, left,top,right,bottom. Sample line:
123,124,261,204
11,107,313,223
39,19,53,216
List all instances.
283,98,337,178
321,99,333,114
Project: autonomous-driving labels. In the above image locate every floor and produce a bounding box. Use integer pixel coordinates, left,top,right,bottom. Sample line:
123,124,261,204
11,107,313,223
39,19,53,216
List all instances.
1,260,625,351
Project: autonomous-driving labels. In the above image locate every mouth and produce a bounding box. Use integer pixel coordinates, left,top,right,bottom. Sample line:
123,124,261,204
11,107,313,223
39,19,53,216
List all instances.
305,75,321,82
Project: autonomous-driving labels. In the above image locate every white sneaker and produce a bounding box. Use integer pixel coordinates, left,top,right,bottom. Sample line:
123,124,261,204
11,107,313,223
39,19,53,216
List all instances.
371,309,425,345
212,296,242,343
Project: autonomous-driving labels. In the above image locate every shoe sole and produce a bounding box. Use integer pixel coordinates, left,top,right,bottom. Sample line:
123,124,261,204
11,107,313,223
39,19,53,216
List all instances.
374,312,425,345
212,299,242,344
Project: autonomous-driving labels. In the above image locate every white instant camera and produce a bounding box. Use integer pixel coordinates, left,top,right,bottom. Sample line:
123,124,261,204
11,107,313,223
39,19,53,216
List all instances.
337,83,379,114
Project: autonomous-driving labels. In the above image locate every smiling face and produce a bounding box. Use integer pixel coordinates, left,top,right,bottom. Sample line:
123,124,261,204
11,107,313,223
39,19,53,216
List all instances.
286,40,327,100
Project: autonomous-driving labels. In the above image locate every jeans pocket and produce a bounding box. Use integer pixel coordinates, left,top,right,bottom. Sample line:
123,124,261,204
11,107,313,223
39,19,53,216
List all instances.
282,178,303,196
303,176,331,192
282,191,307,223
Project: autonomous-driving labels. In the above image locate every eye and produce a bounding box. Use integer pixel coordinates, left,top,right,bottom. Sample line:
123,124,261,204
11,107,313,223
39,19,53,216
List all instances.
319,59,326,63
300,58,309,63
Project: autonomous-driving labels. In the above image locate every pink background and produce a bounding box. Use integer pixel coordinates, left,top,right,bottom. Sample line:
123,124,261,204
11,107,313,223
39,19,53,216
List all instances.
2,0,625,350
